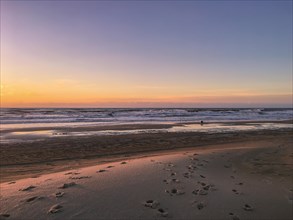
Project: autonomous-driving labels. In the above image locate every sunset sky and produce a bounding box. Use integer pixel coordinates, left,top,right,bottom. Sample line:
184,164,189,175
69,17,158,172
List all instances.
1,1,292,108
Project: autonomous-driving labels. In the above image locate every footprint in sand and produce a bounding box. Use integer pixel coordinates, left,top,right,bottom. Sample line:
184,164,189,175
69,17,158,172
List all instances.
144,200,159,209
120,161,127,165
8,181,16,185
157,208,168,217
193,182,216,196
19,185,36,191
64,172,80,175
107,165,115,168
197,202,206,210
171,178,180,183
167,163,175,167
59,182,76,189
243,204,253,211
165,188,185,196
229,213,240,220
183,172,192,178
25,196,44,202
144,200,168,217
163,179,180,184
199,175,206,179
70,176,91,180
0,214,10,219
192,189,208,196
187,165,197,171
97,169,107,173
202,185,211,191
170,172,177,176
48,204,63,214
55,192,65,198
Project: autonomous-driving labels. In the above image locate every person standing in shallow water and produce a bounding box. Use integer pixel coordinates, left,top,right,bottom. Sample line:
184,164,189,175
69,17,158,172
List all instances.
200,121,204,126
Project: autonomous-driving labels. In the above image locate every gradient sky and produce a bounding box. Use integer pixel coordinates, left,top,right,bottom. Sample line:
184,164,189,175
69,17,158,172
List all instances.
1,0,292,108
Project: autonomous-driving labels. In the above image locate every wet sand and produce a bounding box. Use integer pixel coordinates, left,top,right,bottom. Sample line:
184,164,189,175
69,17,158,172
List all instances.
0,128,292,182
0,135,292,220
1,120,292,133
0,123,175,134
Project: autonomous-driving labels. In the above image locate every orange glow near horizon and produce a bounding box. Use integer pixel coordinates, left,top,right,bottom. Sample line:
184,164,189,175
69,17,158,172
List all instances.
1,1,292,108
1,80,291,108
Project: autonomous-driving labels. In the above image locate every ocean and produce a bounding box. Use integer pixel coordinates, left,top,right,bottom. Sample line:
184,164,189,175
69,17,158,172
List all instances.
1,108,292,127
0,108,292,143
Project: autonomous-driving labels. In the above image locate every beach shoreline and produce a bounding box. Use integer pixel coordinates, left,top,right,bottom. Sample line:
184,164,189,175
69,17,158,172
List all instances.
1,119,292,133
0,127,292,183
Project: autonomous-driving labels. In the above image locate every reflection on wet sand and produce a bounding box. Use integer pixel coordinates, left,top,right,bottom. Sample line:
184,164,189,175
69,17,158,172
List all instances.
1,121,292,143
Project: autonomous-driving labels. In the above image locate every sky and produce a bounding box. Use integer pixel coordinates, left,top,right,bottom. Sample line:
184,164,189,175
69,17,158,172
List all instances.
0,0,292,108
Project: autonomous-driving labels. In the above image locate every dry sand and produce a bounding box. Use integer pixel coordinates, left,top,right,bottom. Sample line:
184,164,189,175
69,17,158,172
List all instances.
0,134,292,220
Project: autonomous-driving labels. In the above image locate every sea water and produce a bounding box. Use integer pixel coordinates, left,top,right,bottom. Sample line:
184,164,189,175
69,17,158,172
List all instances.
1,108,292,143
1,108,292,128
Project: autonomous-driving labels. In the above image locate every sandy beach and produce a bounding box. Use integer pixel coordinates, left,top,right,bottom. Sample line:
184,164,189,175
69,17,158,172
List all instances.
0,128,292,220
0,122,292,182
2,0,292,219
